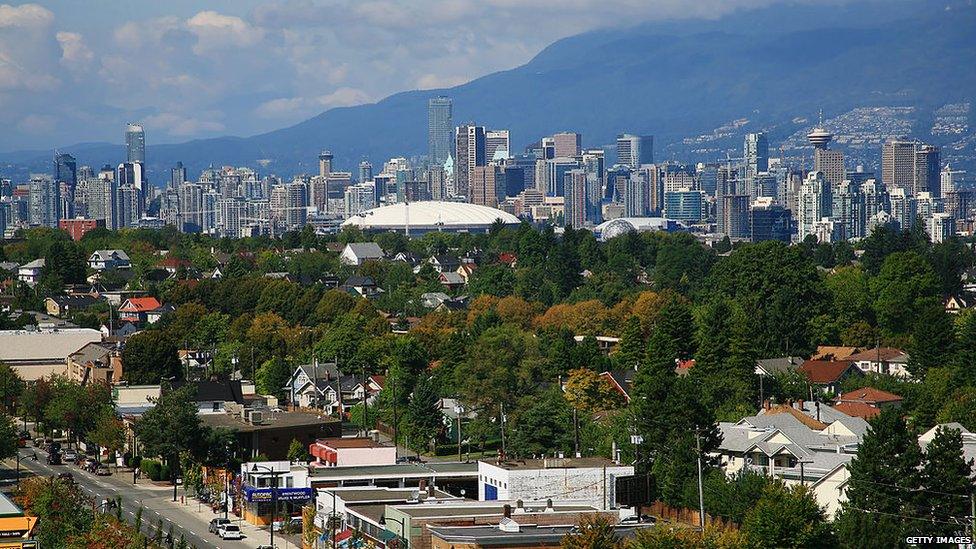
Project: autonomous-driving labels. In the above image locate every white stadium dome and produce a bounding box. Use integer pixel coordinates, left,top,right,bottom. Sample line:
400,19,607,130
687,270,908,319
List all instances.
341,201,520,233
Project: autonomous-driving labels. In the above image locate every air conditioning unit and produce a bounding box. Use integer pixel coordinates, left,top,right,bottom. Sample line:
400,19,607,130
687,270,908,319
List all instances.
247,410,263,424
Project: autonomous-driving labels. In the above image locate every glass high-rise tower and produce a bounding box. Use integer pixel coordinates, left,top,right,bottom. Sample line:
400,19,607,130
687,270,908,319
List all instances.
427,97,453,166
125,123,146,164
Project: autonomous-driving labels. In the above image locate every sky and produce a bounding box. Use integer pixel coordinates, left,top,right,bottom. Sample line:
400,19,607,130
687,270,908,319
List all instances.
0,0,818,151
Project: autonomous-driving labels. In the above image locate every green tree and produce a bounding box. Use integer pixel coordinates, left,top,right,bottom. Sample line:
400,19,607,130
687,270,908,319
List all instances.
741,482,833,548
560,514,621,549
871,251,940,336
468,263,517,297
122,331,182,384
919,426,976,533
509,389,573,458
255,356,292,398
133,386,203,471
563,368,623,413
613,316,644,370
287,438,310,462
0,413,18,461
834,408,923,547
403,376,442,453
907,298,955,378
0,362,25,414
89,410,126,458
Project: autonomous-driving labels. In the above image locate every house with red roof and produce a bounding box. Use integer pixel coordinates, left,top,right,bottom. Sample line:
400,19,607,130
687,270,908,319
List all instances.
833,387,903,419
845,347,911,378
799,359,863,395
118,296,163,324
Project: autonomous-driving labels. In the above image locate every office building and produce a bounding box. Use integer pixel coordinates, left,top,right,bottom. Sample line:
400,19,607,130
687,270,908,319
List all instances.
170,162,187,191
663,189,705,222
750,198,791,242
941,164,966,196
318,151,333,178
744,133,769,175
616,134,654,169
927,212,953,243
485,130,510,162
29,174,60,227
623,172,647,217
470,165,503,208
697,163,719,198
179,183,204,232
882,139,918,194
455,124,486,200
552,132,581,158
125,123,146,164
427,96,453,166
915,145,941,197
832,180,864,241
888,188,916,230
54,152,78,194
797,171,832,241
545,157,581,197
563,169,588,228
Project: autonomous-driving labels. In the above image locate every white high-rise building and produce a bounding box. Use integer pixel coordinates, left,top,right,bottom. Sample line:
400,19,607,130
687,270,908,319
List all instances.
29,174,60,227
797,171,832,241
344,183,376,218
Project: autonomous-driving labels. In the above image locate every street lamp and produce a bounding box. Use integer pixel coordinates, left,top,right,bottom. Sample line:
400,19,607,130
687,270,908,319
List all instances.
379,514,408,549
251,463,284,549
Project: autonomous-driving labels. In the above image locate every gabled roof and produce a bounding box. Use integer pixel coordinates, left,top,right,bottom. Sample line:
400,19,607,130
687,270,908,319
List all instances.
756,356,804,375
799,360,859,384
344,242,384,258
845,347,909,363
761,404,829,430
833,401,882,420
119,297,162,312
836,387,903,405
90,249,130,262
812,346,859,361
439,272,465,285
69,342,115,365
20,259,45,270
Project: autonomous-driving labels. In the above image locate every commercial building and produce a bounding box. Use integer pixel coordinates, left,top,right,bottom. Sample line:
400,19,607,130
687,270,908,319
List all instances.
428,97,454,166
455,125,486,200
341,201,519,234
125,123,146,164
551,132,581,158
477,458,633,509
663,189,705,222
616,134,653,169
750,198,792,242
309,437,397,468
59,218,103,241
0,328,102,381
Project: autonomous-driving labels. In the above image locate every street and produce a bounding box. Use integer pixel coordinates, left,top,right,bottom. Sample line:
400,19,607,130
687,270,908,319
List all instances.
6,446,302,549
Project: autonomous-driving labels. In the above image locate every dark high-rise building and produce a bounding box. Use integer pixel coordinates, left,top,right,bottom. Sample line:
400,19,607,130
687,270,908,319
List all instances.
916,145,941,197
170,162,187,191
455,124,486,200
54,152,78,193
750,199,792,242
428,96,453,166
743,133,769,175
125,123,145,164
616,134,654,169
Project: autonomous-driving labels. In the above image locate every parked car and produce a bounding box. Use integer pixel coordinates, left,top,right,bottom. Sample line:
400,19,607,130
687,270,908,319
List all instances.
46,453,62,465
272,516,303,532
218,524,243,540
618,514,655,525
95,465,110,476
209,518,231,535
63,449,78,462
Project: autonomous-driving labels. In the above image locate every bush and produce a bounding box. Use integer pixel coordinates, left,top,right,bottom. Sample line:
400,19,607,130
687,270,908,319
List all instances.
159,464,172,483
130,455,142,469
140,459,161,481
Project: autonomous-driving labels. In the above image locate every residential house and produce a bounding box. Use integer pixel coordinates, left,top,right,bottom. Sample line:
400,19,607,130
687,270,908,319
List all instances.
601,369,636,402
0,261,19,276
428,255,461,273
88,249,131,271
456,263,477,283
178,349,212,373
157,257,191,275
572,335,620,355
717,405,865,519
846,347,911,377
798,360,863,394
392,251,421,269
342,276,382,298
285,361,340,410
118,296,163,324
435,298,468,313
421,292,451,309
498,252,518,267
812,346,860,361
919,423,976,475
439,271,465,291
945,295,971,314
168,380,245,414
66,342,123,385
44,295,98,318
833,387,903,419
17,259,45,287
755,356,804,377
145,303,175,324
340,243,384,266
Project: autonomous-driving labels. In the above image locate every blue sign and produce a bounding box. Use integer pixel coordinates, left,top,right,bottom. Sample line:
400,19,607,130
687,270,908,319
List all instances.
244,486,313,503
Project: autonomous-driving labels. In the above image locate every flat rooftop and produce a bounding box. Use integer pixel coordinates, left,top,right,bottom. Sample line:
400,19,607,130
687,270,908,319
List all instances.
309,461,477,480
485,457,626,470
317,486,456,503
199,411,340,432
315,437,393,449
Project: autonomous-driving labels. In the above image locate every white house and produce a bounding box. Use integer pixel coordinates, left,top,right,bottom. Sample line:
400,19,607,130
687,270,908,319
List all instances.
340,243,384,266
88,249,131,271
477,458,633,510
17,259,45,287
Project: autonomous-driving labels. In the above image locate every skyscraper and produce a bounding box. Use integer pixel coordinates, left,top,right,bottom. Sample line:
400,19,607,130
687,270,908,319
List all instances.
616,134,654,169
319,151,333,178
54,152,78,193
125,123,145,164
563,169,588,228
170,162,187,191
428,96,453,166
797,171,832,240
743,133,769,175
455,124,486,200
807,122,845,189
882,139,917,193
552,132,581,158
471,165,502,208
359,160,373,183
29,174,60,227
915,145,941,197
485,130,511,162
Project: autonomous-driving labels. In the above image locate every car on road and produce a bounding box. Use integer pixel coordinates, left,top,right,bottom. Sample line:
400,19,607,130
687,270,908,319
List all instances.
218,524,243,540
46,453,62,465
272,516,303,532
95,465,110,476
618,514,655,525
208,518,231,535
63,449,78,462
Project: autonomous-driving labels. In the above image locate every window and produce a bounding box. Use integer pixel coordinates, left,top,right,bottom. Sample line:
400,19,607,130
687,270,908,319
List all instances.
212,402,220,412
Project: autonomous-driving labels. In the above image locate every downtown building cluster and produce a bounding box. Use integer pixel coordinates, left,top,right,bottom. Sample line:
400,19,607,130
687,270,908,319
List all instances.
0,99,969,243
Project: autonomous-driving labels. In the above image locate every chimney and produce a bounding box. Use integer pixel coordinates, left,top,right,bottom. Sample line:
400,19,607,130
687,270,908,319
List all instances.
546,499,553,512
516,499,523,510
503,504,512,518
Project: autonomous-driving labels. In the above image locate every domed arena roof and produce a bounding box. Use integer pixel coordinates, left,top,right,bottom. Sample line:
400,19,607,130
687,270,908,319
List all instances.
341,201,520,233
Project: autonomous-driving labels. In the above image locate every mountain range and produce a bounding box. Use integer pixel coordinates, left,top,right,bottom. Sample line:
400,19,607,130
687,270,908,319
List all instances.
2,0,974,181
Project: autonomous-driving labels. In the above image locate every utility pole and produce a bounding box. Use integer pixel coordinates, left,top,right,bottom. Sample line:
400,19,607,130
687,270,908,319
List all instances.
695,429,705,532
573,407,580,457
499,403,506,461
361,363,368,436
391,372,398,460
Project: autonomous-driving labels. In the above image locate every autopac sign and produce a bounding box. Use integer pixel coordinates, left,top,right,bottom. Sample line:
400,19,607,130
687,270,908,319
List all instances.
244,486,313,503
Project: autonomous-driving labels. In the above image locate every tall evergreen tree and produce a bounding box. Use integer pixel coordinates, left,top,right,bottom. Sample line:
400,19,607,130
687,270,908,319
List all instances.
404,376,442,453
920,426,975,534
613,316,644,370
834,408,923,547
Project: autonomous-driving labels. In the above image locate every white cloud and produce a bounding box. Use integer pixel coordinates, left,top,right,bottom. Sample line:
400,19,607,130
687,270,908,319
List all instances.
17,113,56,133
56,31,93,65
144,112,226,136
255,87,371,119
186,10,263,54
0,3,53,28
416,73,470,90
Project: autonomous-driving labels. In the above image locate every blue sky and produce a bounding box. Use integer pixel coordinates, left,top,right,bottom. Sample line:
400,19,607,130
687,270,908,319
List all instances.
0,0,825,151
